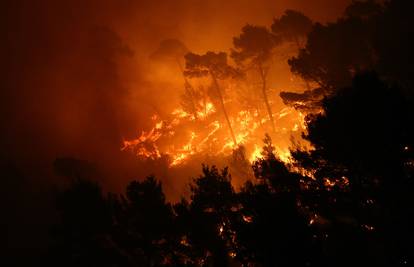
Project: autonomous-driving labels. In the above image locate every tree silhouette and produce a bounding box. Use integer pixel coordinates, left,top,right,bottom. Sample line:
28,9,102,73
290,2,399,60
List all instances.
175,165,237,266
289,17,374,91
272,9,314,93
282,1,414,109
150,39,205,120
231,135,319,266
111,176,177,266
232,25,280,132
282,2,381,110
52,174,182,266
271,9,313,50
184,52,240,145
46,2,414,266
293,72,414,265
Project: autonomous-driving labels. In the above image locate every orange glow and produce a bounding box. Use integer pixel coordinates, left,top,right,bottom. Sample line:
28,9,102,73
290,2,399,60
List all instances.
122,97,306,167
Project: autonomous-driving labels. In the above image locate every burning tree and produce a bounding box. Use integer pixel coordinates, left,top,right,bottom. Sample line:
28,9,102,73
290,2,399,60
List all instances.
231,25,280,133
184,52,240,146
123,16,310,169
151,39,206,120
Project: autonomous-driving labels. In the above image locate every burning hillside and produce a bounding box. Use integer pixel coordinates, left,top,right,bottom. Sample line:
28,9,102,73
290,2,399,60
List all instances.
121,12,316,170
122,98,306,167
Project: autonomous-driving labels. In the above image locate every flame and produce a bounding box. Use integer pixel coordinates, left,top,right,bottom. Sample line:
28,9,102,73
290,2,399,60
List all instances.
123,98,307,168
249,145,262,162
276,148,292,163
170,131,197,166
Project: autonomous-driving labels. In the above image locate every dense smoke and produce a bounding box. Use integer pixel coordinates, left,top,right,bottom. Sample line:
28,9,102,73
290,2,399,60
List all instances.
1,0,350,191
1,0,353,262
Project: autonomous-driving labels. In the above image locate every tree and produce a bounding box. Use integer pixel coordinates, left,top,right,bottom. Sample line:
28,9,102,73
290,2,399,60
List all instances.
272,9,314,93
232,25,280,132
281,1,414,110
151,39,205,120
293,72,414,265
232,135,319,266
184,52,240,145
111,176,177,266
271,9,313,50
283,3,379,109
178,165,237,266
51,174,180,267
289,18,374,91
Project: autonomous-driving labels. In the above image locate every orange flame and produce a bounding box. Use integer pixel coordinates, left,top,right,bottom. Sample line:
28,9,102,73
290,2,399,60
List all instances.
123,99,307,167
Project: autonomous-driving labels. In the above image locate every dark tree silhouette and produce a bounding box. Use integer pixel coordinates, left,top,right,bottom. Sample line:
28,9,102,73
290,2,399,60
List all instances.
51,174,181,266
283,2,379,110
231,135,319,266
279,87,325,111
46,2,414,267
288,17,374,91
174,165,237,266
110,176,177,266
232,25,280,132
293,72,414,266
184,52,240,145
284,1,414,109
271,9,313,50
272,9,314,98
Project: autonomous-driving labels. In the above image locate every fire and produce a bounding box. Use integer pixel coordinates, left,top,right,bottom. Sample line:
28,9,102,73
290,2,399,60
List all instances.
122,86,307,168
249,145,262,162
169,131,197,166
275,148,292,163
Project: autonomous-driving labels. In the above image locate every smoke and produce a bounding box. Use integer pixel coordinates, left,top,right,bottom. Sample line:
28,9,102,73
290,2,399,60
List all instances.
0,0,351,190
1,1,352,261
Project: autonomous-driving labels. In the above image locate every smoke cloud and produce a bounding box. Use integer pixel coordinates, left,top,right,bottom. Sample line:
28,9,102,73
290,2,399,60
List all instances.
1,0,351,260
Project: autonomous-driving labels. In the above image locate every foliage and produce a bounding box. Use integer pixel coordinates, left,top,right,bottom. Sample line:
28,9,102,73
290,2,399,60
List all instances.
271,9,313,47
231,25,279,66
184,52,240,80
49,1,414,266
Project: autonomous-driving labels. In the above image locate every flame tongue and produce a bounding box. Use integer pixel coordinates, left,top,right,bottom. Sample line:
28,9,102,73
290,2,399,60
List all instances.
122,101,306,167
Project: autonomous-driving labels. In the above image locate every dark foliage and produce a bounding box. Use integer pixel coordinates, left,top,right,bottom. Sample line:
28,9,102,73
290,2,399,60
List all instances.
42,1,414,266
284,0,414,109
293,72,414,266
271,9,313,48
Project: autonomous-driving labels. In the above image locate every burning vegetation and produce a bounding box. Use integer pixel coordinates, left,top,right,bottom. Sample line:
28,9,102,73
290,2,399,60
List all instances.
122,10,313,169
6,0,414,266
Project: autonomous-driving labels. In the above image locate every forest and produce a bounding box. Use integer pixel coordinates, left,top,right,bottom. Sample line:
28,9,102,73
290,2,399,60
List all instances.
3,0,414,266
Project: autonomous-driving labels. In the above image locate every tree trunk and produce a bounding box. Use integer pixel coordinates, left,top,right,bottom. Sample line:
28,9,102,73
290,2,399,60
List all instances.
211,74,237,146
184,81,199,120
178,57,199,119
258,64,276,133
